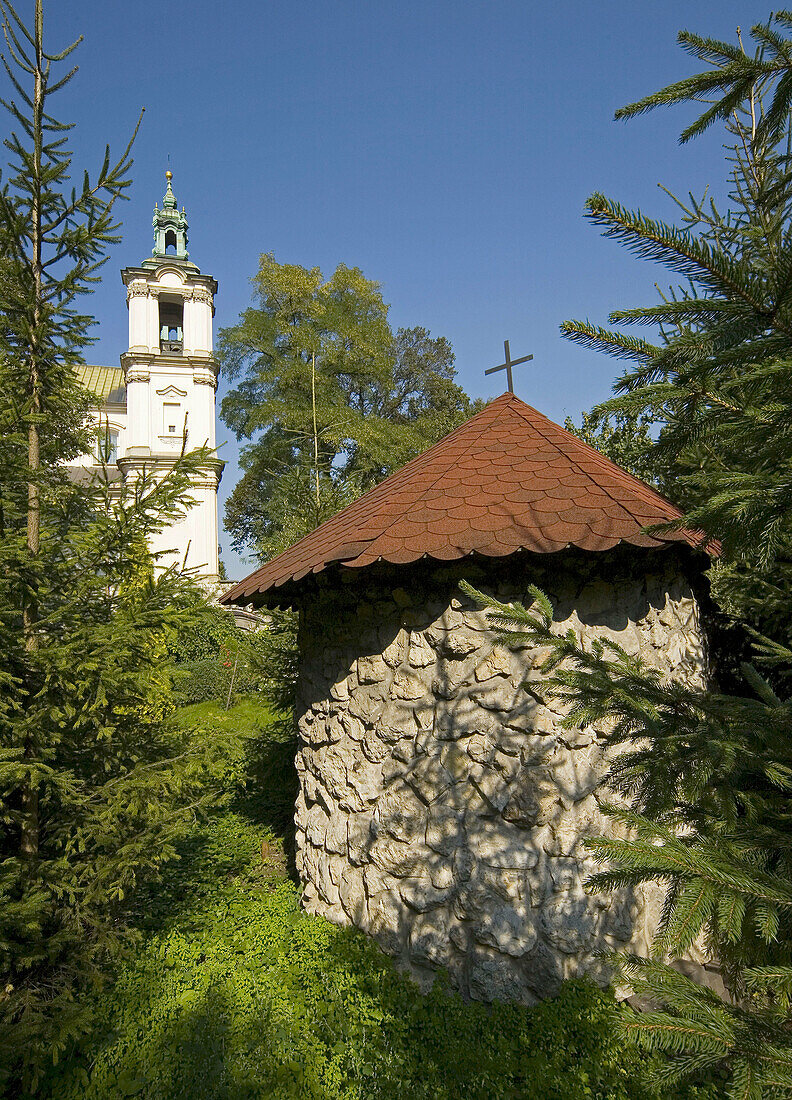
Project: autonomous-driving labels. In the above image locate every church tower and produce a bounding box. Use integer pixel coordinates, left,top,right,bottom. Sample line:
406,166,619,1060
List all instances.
119,172,223,585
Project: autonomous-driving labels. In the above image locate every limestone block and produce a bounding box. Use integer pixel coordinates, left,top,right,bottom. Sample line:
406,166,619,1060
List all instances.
348,687,387,724
381,755,406,784
399,878,454,913
440,742,472,783
449,923,469,952
347,813,375,865
374,785,426,843
338,866,367,922
430,863,455,890
502,769,559,828
468,821,541,870
469,763,511,812
468,677,521,713
324,815,348,856
492,750,527,781
413,702,434,732
377,699,418,742
381,628,407,668
557,725,597,750
362,865,393,898
408,632,435,668
522,941,564,999
600,897,639,943
404,755,456,803
541,896,600,954
361,731,390,764
547,744,603,808
409,910,450,967
338,787,366,815
302,714,330,746
474,647,513,682
473,904,537,957
437,627,481,658
426,806,465,857
346,759,383,806
432,658,478,699
391,669,429,701
357,654,389,685
369,835,422,877
438,607,464,631
325,714,345,745
330,676,350,702
548,856,590,896
435,697,499,740
454,845,475,883
392,738,416,764
316,859,342,907
340,713,366,742
317,746,348,802
545,795,601,857
463,732,494,765
462,610,490,632
468,949,535,1004
304,804,331,848
365,893,404,957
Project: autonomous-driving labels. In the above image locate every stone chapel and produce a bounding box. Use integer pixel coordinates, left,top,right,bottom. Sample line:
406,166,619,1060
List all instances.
69,173,223,586
222,393,713,1005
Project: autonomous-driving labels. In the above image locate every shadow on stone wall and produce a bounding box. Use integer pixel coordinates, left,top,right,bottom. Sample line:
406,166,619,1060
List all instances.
294,551,706,1004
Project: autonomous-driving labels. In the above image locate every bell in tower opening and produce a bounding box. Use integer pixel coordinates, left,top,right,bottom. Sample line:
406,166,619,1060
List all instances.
159,299,183,353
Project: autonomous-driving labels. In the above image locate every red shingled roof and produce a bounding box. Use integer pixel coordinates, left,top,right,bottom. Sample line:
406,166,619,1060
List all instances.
222,392,707,606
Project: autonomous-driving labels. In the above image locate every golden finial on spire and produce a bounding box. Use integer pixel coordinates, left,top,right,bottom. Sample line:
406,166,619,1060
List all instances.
165,169,172,182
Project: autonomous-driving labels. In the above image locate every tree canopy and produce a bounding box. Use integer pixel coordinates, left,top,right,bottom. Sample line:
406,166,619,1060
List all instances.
219,254,481,559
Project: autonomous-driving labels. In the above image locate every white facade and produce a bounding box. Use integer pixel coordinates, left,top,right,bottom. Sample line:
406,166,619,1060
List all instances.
74,176,223,586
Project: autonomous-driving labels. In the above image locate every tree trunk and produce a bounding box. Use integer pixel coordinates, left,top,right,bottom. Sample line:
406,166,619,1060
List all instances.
20,0,45,861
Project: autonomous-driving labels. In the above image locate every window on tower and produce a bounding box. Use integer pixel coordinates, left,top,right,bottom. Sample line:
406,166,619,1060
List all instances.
164,229,177,255
159,299,183,353
163,403,182,436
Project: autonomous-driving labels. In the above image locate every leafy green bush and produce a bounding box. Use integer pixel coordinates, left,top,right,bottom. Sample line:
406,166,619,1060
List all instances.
167,601,240,665
167,600,277,705
41,703,721,1100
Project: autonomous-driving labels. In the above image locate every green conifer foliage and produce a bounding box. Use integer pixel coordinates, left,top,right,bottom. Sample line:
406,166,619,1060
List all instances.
465,15,792,1097
461,581,792,1097
0,3,236,1091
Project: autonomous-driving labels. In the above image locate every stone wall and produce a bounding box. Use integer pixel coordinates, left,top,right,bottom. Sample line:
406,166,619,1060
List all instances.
293,550,707,1004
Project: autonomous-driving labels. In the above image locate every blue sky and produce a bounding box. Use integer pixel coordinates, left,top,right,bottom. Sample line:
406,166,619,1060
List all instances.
36,1,774,575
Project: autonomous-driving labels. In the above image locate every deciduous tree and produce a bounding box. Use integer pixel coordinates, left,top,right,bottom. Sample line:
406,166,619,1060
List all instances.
220,254,480,558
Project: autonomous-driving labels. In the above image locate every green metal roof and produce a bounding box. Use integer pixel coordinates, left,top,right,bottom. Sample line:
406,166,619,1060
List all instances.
76,365,126,406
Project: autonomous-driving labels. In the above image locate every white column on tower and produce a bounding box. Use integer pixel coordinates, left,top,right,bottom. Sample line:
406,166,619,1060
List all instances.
126,282,149,351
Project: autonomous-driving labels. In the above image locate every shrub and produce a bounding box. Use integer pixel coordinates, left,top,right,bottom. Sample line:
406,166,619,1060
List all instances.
41,704,722,1100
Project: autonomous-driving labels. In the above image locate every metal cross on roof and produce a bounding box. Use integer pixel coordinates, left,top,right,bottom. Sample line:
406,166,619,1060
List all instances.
484,340,533,394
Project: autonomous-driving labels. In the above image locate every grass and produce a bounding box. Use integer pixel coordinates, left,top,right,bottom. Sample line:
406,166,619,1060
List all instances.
40,700,722,1100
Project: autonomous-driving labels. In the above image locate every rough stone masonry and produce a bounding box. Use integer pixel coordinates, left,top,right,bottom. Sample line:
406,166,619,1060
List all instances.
294,550,708,1005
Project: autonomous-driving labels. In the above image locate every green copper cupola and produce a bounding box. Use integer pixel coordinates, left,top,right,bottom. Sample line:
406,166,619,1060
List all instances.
152,170,189,260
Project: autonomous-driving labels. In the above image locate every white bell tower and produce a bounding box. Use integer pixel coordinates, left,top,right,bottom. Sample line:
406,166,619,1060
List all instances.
119,172,223,585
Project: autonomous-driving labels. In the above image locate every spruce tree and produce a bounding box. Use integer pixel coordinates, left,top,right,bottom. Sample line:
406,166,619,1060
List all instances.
0,3,236,1091
468,15,792,1097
